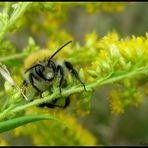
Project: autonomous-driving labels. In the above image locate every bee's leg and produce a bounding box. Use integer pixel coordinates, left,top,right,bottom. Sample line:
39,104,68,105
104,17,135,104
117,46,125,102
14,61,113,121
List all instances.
38,101,61,108
63,96,70,108
64,61,86,90
22,80,27,87
29,73,41,93
41,98,59,108
21,80,29,101
38,97,70,108
22,80,28,94
56,65,64,94
48,60,56,73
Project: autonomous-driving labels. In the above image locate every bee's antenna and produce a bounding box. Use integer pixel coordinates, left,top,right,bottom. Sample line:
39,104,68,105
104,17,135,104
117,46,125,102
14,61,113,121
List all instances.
49,41,72,60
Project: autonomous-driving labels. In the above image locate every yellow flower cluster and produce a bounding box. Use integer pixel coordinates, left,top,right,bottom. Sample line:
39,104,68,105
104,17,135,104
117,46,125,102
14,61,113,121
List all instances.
83,2,131,14
85,31,98,47
91,32,148,77
85,31,148,114
132,92,144,106
53,111,98,146
13,107,98,146
109,90,125,114
109,89,144,115
0,136,9,146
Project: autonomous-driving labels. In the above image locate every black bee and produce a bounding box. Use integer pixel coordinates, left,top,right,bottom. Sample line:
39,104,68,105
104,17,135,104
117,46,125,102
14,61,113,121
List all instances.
23,41,85,108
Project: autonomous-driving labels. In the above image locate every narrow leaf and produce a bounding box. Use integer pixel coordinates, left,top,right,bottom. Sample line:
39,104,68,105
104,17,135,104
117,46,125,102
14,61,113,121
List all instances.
0,114,62,133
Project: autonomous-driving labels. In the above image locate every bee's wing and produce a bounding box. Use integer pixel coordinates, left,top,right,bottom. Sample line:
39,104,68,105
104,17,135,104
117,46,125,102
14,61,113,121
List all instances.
0,63,28,101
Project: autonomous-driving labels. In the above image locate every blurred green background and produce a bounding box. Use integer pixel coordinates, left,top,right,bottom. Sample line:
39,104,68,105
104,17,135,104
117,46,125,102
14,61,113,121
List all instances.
1,2,148,146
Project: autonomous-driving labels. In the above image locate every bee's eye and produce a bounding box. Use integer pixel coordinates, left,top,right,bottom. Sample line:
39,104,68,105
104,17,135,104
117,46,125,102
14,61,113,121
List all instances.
35,65,44,72
48,60,56,72
35,65,46,80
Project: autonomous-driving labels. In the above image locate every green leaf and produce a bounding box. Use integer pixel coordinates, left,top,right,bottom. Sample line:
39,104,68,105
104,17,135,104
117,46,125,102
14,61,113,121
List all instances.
0,114,62,133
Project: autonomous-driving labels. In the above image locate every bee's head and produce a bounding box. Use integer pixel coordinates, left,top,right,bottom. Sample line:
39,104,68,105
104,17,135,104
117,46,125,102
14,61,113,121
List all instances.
24,41,72,73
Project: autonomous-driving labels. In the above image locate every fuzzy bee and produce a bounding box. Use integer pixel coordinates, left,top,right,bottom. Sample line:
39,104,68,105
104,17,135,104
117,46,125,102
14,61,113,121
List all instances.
23,41,85,108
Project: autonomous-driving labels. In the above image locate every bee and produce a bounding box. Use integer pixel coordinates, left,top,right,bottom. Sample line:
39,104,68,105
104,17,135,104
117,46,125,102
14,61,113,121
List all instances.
23,41,86,108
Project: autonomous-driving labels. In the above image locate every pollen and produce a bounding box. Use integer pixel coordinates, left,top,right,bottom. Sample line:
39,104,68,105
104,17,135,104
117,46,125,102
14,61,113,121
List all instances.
24,49,53,69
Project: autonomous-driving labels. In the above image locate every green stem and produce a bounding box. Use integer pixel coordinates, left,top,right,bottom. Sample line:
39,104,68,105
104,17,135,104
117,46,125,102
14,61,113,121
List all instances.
0,66,147,120
3,2,11,14
0,2,31,43
0,52,28,62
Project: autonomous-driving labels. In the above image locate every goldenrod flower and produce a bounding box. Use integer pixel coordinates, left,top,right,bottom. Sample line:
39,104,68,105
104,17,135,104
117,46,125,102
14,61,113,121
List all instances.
132,92,144,106
109,90,125,114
